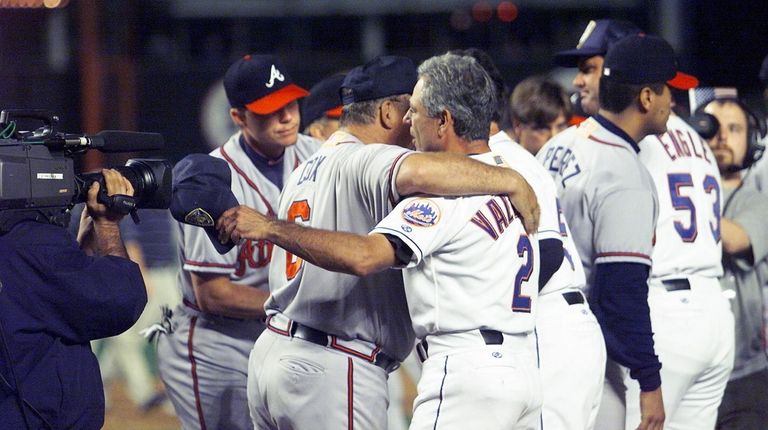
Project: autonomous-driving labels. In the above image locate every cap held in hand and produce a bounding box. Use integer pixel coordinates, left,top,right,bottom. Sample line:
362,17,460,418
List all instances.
170,154,240,254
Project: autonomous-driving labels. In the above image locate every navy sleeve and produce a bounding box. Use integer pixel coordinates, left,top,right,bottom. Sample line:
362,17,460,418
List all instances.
538,238,564,290
590,262,661,391
49,253,147,342
32,237,148,342
384,233,414,268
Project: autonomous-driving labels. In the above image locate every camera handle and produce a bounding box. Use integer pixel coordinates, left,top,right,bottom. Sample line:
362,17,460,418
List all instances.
96,189,140,224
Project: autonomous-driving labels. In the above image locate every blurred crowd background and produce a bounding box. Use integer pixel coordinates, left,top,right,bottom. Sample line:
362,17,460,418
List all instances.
1,0,767,166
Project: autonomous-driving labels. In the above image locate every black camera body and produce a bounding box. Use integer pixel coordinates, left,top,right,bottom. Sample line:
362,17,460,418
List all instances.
0,109,172,232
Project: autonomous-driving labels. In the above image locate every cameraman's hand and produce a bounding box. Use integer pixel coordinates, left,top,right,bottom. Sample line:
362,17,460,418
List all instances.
86,169,134,224
80,169,132,258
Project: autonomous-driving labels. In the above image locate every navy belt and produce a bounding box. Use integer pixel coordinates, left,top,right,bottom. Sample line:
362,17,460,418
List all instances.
416,329,503,362
562,291,585,305
662,279,691,292
275,320,400,373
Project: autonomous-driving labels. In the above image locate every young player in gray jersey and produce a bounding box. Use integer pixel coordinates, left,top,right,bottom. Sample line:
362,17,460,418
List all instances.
540,34,699,430
220,52,543,430
155,54,320,430
217,55,539,430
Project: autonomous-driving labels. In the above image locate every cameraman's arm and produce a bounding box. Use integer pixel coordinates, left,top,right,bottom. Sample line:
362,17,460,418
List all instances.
79,169,132,257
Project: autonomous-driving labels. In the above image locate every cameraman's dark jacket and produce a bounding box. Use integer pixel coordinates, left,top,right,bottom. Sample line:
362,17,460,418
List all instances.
0,221,146,429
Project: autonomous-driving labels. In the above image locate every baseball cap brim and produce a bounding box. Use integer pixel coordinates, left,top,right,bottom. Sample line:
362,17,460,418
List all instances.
554,48,604,67
667,71,699,90
325,106,343,118
245,84,310,115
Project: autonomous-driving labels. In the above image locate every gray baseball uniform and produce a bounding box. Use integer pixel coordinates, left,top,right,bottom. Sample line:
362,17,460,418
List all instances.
491,131,606,430
156,131,319,430
538,115,660,429
247,130,415,430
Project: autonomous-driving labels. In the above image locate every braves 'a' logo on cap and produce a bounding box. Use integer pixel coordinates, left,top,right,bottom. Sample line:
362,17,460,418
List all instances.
402,198,441,227
184,208,215,227
265,65,285,88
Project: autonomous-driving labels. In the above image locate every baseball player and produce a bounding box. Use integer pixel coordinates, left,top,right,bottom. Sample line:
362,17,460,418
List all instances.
630,111,734,429
155,54,320,430
554,19,733,430
456,47,607,430
539,34,699,430
219,52,542,430
301,72,345,141
217,55,540,430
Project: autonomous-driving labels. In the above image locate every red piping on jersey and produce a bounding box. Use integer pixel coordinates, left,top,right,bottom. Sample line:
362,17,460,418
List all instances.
347,358,354,430
588,135,631,150
219,146,276,216
188,316,208,430
596,251,651,259
387,152,410,207
184,259,236,269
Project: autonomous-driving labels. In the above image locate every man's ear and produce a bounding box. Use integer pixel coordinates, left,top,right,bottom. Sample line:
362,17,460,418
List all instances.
230,108,246,128
379,100,399,130
437,110,452,138
638,87,654,113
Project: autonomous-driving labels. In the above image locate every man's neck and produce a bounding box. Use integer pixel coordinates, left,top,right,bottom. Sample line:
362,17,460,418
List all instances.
721,172,742,189
341,124,386,145
242,134,285,160
598,109,645,143
447,138,490,155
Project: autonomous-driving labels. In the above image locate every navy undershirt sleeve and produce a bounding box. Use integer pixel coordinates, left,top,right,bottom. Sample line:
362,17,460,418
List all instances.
590,262,661,391
538,238,564,290
384,234,413,268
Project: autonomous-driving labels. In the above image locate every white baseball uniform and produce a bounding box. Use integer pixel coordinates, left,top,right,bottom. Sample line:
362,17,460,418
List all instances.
491,131,606,430
156,131,319,430
538,115,660,430
628,114,734,429
248,130,416,430
372,151,541,430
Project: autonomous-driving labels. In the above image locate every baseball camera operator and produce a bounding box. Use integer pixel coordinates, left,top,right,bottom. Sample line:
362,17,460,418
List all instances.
0,109,172,429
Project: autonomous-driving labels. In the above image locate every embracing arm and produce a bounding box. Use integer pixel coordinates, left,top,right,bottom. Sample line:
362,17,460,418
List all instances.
191,272,270,320
395,152,539,233
217,206,396,277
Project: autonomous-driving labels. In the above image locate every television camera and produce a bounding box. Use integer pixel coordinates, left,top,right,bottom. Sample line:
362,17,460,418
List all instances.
0,109,172,232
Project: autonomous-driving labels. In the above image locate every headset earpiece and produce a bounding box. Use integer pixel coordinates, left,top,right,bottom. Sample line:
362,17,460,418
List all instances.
694,99,766,170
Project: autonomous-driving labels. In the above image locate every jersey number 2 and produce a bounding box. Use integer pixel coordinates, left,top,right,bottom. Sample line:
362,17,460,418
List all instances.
513,235,533,312
667,173,721,242
285,200,311,280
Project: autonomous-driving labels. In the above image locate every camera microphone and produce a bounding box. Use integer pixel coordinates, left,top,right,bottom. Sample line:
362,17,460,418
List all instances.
44,131,164,152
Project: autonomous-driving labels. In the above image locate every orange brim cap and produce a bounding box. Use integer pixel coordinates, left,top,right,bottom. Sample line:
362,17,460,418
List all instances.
245,84,310,115
324,106,343,118
668,71,699,90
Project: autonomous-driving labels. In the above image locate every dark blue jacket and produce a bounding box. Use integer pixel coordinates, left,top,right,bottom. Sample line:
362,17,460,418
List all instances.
0,221,146,429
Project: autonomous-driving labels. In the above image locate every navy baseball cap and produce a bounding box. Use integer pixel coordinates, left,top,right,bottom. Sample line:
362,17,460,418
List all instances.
170,154,240,254
224,54,309,115
759,54,768,87
602,34,699,90
301,73,346,128
555,19,642,67
341,56,418,105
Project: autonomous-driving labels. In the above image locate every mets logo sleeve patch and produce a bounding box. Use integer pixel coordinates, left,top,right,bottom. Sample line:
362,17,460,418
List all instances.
401,198,441,227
